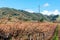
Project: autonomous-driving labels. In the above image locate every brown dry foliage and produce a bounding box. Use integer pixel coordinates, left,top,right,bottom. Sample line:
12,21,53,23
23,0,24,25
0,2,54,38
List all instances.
0,21,57,40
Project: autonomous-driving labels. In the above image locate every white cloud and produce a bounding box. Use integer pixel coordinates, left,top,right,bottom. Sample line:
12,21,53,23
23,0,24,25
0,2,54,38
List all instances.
52,10,59,15
24,9,34,13
43,3,50,7
41,10,60,15
41,10,51,15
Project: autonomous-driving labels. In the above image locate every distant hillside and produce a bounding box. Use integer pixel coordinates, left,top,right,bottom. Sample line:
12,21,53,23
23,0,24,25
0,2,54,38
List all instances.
0,7,50,22
48,15,60,22
56,15,60,22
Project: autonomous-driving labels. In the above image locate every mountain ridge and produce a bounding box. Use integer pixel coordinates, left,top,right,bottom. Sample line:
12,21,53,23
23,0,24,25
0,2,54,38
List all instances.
0,7,59,22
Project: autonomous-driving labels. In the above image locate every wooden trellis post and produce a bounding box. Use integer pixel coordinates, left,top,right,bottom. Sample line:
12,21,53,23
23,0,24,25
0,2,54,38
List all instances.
39,32,45,40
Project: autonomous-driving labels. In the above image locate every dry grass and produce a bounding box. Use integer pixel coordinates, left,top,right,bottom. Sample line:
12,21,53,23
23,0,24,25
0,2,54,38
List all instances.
0,21,57,40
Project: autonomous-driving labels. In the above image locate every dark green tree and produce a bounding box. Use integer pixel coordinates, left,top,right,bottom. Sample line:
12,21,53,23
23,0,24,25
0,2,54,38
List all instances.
38,18,44,22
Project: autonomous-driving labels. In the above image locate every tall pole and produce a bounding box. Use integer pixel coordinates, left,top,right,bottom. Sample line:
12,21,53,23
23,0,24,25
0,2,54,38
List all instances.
38,5,40,13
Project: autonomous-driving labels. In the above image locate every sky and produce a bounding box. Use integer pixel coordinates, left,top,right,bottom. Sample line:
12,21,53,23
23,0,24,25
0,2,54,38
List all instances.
0,0,60,15
40,0,60,15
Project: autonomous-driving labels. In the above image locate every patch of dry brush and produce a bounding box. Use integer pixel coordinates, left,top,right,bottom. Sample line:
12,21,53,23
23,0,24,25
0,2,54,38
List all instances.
0,21,57,40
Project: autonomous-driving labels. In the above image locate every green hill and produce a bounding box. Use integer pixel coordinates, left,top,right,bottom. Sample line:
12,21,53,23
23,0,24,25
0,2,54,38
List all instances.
0,7,60,22
0,7,50,22
48,15,60,22
56,15,60,22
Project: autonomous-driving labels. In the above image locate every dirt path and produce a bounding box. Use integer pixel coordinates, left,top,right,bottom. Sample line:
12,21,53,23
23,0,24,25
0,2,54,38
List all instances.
58,24,60,40
50,26,58,40
58,30,60,40
50,23,58,40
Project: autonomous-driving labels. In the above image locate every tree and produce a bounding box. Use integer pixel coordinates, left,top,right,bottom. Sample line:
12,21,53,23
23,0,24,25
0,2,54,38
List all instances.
38,18,44,22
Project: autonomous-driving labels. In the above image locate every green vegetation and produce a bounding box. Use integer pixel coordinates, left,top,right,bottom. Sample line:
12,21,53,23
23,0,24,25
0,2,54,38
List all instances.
0,7,50,22
46,15,59,22
56,15,60,22
0,7,59,22
38,18,44,22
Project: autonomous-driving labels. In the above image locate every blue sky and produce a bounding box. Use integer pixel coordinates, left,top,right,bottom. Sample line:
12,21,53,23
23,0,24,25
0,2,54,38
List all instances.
40,0,60,11
0,0,60,15
40,0,60,15
0,0,40,12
